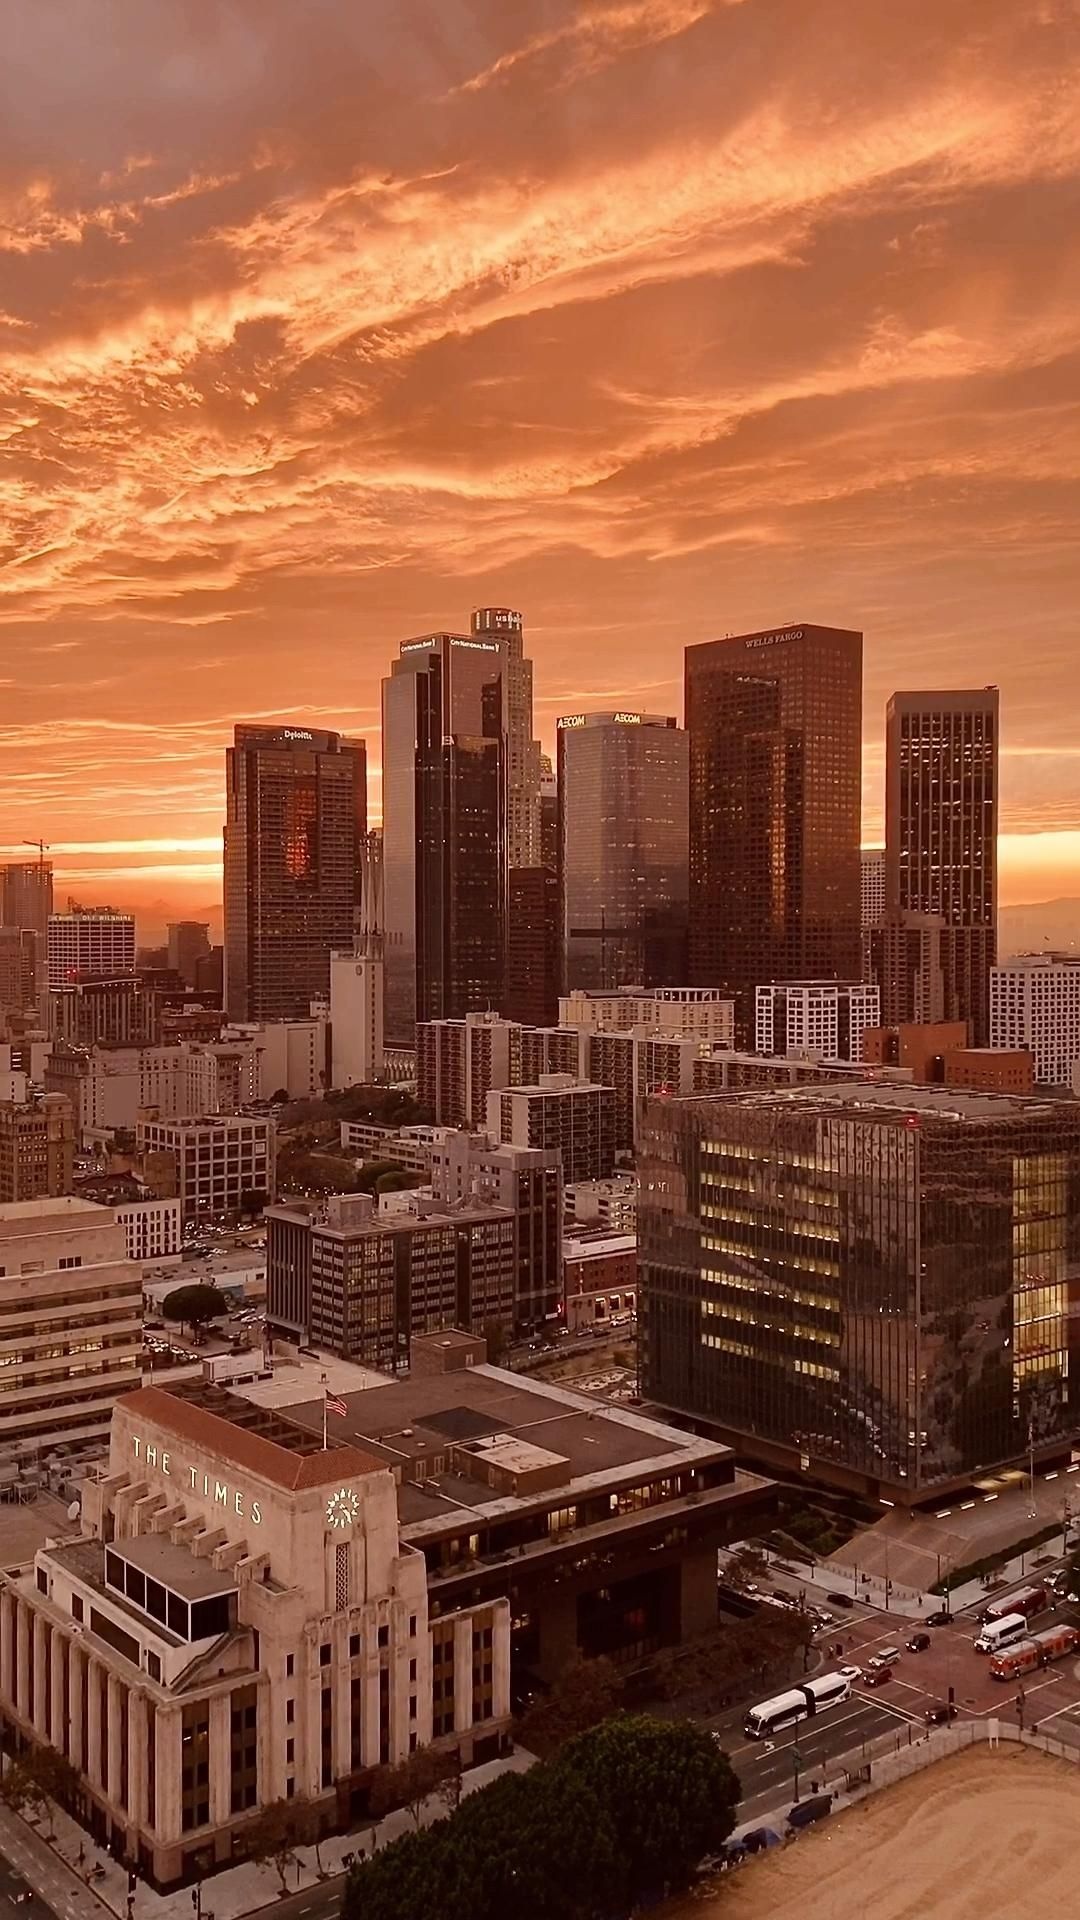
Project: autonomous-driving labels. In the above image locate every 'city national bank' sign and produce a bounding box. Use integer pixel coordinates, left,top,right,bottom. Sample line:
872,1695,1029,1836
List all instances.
131,1435,263,1524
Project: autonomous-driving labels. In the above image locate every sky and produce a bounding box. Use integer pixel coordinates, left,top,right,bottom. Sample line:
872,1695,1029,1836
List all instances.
2,0,1079,940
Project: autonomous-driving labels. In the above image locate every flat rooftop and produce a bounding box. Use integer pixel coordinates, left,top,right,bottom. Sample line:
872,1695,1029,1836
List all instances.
282,1363,731,1530
114,1531,237,1601
678,1082,1073,1121
0,1491,80,1571
0,1196,108,1224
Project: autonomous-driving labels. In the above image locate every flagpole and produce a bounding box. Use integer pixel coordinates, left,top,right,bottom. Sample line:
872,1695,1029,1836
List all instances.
321,1371,328,1451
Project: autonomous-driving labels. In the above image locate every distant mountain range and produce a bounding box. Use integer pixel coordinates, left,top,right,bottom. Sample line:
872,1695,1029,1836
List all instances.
999,899,1080,958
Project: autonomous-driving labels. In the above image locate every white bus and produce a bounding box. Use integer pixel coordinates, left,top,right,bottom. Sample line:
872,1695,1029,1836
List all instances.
974,1612,1027,1654
744,1671,851,1739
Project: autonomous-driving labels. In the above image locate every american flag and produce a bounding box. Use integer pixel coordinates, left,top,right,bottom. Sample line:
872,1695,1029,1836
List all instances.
325,1390,348,1418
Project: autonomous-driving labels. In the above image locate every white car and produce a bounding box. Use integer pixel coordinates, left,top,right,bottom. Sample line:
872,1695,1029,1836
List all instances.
839,1664,863,1683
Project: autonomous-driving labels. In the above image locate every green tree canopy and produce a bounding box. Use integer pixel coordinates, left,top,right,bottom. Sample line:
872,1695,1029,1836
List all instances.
162,1282,225,1328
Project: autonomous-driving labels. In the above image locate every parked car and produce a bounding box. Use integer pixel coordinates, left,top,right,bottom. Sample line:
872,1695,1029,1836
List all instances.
865,1665,894,1689
925,1609,953,1627
907,1632,931,1652
925,1703,958,1725
787,1793,832,1831
825,1591,855,1609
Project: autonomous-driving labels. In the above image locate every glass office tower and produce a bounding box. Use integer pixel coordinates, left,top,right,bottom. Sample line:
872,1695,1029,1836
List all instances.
557,711,689,993
885,689,999,1044
383,634,507,1043
224,725,366,1021
686,623,862,1041
639,1083,1080,1502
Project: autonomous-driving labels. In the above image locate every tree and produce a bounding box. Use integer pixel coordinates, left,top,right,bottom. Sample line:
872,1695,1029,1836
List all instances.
517,1655,623,1758
369,1745,459,1826
727,1543,768,1589
270,1088,290,1105
240,1188,268,1220
288,1798,326,1875
374,1170,419,1196
552,1716,740,1902
245,1798,302,1891
354,1159,407,1194
0,1748,79,1838
161,1283,225,1333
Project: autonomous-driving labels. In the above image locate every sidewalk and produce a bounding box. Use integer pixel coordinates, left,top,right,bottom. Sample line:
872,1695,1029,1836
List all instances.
0,1750,537,1920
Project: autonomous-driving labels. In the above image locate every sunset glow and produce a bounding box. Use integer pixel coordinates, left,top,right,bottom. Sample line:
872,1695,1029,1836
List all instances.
2,0,1079,934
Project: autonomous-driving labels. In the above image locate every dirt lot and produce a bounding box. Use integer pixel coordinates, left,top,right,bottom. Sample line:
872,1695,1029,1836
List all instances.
674,1747,1080,1920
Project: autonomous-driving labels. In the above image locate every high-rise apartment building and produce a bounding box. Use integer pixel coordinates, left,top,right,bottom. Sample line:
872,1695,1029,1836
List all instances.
539,761,558,871
0,860,53,941
640,1082,1080,1502
223,724,366,1023
991,954,1080,1086
865,911,946,1028
885,688,998,1043
415,1013,582,1129
472,608,541,868
166,922,211,988
557,712,689,992
860,849,886,929
330,830,385,1088
0,1196,141,1452
0,1094,73,1202
487,1076,616,1183
383,633,507,1042
754,981,880,1062
686,623,863,1040
47,907,135,990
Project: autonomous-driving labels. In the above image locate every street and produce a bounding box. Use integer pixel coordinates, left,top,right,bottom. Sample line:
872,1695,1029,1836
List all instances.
249,1881,341,1920
0,1844,65,1920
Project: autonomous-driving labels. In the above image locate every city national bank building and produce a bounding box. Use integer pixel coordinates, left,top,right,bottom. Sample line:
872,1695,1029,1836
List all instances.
0,1387,509,1885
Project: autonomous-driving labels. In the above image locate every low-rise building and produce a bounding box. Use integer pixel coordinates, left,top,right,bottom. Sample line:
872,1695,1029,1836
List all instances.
338,1121,441,1175
991,953,1080,1087
563,1228,637,1332
114,1198,183,1272
284,1331,775,1684
137,1116,276,1224
266,1193,517,1368
559,987,735,1047
0,1378,510,1884
429,1132,562,1328
566,1175,637,1234
0,1196,142,1454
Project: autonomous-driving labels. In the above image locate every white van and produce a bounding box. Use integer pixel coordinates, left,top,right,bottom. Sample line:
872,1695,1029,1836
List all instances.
974,1612,1027,1654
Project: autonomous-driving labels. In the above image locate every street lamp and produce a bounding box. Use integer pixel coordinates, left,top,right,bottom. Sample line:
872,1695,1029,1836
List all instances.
792,1745,802,1803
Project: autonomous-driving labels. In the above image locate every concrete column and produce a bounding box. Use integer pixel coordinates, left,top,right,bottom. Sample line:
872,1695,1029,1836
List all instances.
362,1667,381,1769
15,1603,30,1720
453,1618,473,1737
67,1641,84,1770
492,1604,511,1723
0,1589,15,1706
86,1658,103,1789
153,1707,182,1846
107,1675,124,1810
305,1668,323,1797
333,1633,351,1781
208,1693,231,1828
127,1692,149,1832
49,1631,67,1752
32,1616,48,1735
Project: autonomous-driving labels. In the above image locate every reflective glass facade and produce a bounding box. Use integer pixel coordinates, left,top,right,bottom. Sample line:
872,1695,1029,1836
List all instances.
639,1083,1080,1500
383,636,506,1042
557,713,688,993
223,726,365,1022
885,689,998,1043
686,624,862,1041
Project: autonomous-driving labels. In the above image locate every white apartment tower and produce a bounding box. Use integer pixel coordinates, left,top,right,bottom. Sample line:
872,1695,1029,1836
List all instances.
991,954,1080,1087
755,981,880,1063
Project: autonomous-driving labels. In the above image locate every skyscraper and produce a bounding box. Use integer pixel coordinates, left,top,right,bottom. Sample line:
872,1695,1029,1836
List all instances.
472,607,541,868
0,860,53,940
885,689,999,1043
223,724,366,1023
557,711,689,993
330,830,385,1086
383,632,507,1042
167,921,211,987
860,849,886,929
686,622,863,1040
47,906,135,989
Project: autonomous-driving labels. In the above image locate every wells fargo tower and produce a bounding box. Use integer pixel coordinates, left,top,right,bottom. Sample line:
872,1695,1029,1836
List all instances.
686,622,863,1041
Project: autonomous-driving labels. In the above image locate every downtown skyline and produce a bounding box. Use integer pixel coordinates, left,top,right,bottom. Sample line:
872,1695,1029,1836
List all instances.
2,0,1079,929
